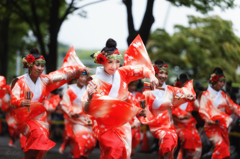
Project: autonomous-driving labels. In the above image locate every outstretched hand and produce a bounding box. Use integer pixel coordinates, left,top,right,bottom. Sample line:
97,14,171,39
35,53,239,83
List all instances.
87,85,97,101
137,109,147,118
150,75,158,90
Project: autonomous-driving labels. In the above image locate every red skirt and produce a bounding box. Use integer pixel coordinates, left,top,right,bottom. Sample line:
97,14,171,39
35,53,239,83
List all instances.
19,120,55,152
98,129,127,159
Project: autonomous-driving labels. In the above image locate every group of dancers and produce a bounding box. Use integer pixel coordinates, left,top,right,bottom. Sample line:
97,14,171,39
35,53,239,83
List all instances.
0,35,239,159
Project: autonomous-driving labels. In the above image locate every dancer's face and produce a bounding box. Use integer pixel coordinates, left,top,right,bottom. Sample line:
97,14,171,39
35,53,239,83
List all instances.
103,59,120,75
156,69,168,86
31,63,45,78
128,83,137,93
213,80,225,91
78,75,88,87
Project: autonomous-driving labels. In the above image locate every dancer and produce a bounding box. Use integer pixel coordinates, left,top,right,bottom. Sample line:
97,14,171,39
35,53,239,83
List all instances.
199,67,240,159
10,47,88,159
60,72,96,158
0,76,19,147
172,73,202,159
128,82,143,155
128,81,142,100
83,36,158,159
127,91,142,156
139,60,195,159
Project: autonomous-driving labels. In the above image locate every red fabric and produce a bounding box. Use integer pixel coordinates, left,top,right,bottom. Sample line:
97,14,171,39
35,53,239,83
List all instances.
177,128,202,150
156,128,178,157
205,125,230,159
131,128,141,151
12,102,47,124
20,134,27,150
19,121,55,152
141,131,149,152
123,35,155,75
87,94,140,129
158,134,177,157
72,131,96,158
98,130,127,159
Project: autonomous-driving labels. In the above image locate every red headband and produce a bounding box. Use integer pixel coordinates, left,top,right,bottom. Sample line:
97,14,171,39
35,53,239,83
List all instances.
113,49,120,55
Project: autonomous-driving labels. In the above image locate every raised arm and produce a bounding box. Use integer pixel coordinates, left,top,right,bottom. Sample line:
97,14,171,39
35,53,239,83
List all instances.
41,65,86,92
172,80,196,106
226,95,240,117
119,65,157,86
82,84,97,114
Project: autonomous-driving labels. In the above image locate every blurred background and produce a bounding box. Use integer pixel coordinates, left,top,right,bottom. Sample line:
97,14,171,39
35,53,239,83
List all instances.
1,0,240,85
1,0,240,158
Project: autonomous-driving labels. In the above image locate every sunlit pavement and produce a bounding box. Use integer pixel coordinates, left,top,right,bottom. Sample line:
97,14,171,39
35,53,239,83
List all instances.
0,136,159,159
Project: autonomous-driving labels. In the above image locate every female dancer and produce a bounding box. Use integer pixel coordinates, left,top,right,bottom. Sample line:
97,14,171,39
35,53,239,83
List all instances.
199,67,240,159
60,72,96,158
127,91,142,156
139,60,195,159
172,73,202,159
0,76,19,147
10,47,88,159
83,36,158,159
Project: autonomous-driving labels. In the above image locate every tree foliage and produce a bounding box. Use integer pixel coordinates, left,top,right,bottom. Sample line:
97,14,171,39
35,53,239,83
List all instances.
0,0,106,77
123,0,236,46
0,0,37,81
147,15,240,82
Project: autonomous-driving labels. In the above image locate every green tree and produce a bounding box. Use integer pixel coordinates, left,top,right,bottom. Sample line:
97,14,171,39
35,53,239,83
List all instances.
123,0,236,45
0,0,37,81
0,0,106,74
148,15,240,82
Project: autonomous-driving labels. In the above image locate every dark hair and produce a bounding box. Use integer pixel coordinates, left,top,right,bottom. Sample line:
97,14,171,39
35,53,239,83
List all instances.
179,73,189,84
154,59,166,67
213,67,224,77
29,48,42,59
101,38,117,55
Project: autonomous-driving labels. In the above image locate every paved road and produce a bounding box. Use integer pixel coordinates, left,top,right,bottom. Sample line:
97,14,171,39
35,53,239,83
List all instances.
0,136,159,159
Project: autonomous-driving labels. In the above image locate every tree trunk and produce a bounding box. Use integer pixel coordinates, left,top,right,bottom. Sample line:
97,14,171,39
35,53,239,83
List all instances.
46,0,60,73
124,0,155,46
0,2,10,77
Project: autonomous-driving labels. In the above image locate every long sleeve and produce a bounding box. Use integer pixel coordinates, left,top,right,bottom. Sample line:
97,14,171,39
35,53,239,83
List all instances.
226,95,240,117
10,81,23,108
172,80,196,107
44,94,60,112
61,89,82,117
119,65,153,84
41,65,84,92
198,94,211,122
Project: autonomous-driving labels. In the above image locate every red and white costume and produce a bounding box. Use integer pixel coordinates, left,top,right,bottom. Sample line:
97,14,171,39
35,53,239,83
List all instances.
19,90,61,153
0,77,19,146
44,93,61,125
82,35,155,159
60,84,96,158
199,85,240,159
172,99,202,159
127,92,141,155
10,47,86,159
139,81,196,157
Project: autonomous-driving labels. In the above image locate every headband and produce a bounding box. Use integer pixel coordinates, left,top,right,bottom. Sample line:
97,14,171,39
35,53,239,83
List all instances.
209,73,225,84
22,54,45,68
91,50,122,64
153,64,169,74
